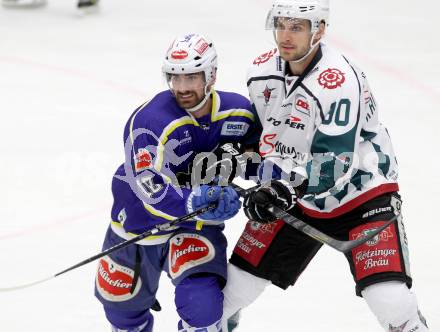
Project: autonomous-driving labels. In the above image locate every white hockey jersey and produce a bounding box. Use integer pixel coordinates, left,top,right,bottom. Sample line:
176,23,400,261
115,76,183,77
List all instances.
248,43,399,218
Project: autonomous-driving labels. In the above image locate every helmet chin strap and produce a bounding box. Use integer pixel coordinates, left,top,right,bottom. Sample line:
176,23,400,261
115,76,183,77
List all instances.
185,85,212,113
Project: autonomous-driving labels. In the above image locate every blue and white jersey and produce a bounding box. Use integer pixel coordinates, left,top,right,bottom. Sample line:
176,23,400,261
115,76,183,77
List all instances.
110,89,256,244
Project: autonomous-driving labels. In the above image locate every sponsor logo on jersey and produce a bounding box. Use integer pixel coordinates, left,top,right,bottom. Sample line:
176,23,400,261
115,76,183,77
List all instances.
365,89,378,122
117,208,127,225
267,116,305,130
200,123,210,130
362,206,392,219
352,225,394,247
135,148,152,172
259,132,306,160
194,38,209,55
239,231,266,249
169,233,215,279
274,141,298,157
318,68,346,89
233,220,284,266
259,133,277,157
364,89,371,104
274,140,306,160
179,130,192,146
171,50,189,60
221,121,250,136
259,85,276,105
96,256,142,302
253,48,277,66
289,116,305,129
250,221,278,234
349,221,402,280
294,94,311,116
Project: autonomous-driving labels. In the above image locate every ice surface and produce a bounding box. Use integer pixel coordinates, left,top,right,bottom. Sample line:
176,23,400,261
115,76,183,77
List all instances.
0,0,438,330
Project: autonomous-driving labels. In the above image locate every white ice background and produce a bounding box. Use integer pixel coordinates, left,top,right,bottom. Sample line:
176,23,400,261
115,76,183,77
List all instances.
0,0,439,331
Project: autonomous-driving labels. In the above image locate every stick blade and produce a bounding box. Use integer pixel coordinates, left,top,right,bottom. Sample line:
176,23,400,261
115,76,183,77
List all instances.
0,275,54,292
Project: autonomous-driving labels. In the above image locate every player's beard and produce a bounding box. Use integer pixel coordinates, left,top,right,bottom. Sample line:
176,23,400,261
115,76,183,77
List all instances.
279,43,311,62
175,90,203,109
277,33,314,62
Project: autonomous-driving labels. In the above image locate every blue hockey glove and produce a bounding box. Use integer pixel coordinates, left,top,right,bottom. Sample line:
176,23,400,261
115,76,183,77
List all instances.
244,180,297,223
187,185,241,221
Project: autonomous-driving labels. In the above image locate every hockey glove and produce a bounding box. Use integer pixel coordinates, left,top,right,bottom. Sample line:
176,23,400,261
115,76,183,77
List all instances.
187,185,241,221
177,142,247,187
244,180,297,223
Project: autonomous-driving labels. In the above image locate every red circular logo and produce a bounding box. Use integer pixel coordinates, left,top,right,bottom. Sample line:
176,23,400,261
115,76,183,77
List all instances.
318,68,346,89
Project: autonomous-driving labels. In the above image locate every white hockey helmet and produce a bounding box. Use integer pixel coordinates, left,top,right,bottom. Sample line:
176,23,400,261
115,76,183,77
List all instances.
265,0,330,33
162,33,218,86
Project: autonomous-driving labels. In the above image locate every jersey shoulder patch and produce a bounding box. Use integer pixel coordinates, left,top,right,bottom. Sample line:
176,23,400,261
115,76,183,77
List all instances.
313,45,361,93
317,67,347,90
252,48,278,66
306,53,361,104
247,48,283,82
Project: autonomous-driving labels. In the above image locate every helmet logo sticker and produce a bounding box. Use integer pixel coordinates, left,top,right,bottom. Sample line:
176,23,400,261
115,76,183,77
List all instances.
318,68,346,89
171,50,189,60
194,38,209,55
180,34,196,43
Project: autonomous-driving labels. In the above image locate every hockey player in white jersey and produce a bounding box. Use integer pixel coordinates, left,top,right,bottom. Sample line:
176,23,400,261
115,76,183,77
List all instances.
222,1,430,331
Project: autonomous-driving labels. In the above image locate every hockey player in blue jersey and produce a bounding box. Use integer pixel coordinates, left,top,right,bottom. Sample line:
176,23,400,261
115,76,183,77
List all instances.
94,33,258,332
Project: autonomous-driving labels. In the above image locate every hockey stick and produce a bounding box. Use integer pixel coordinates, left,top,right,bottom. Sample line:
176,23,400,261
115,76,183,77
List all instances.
0,186,253,292
230,182,397,253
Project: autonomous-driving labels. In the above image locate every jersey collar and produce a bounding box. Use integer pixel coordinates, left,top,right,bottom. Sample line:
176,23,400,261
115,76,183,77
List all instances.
284,44,323,98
